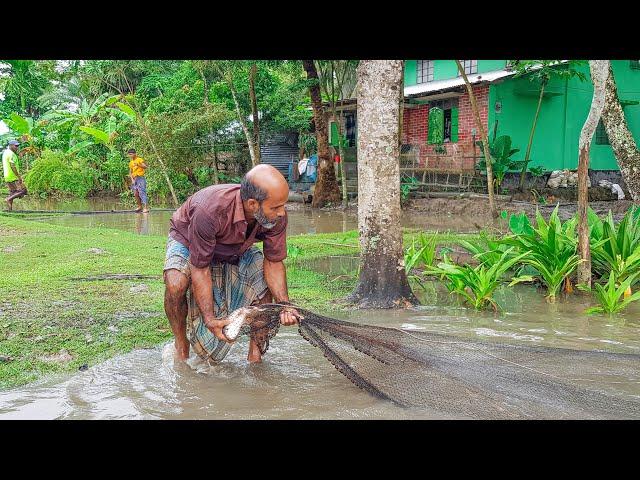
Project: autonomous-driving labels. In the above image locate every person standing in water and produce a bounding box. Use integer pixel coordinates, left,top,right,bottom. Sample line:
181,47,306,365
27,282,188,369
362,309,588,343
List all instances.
127,148,149,213
163,164,301,364
3,140,27,211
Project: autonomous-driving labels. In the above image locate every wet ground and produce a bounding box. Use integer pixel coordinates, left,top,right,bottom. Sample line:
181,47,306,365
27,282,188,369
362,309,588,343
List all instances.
1,283,639,420
2,195,639,419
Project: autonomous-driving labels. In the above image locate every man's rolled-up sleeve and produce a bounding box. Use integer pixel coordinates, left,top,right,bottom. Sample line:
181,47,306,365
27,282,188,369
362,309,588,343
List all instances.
262,213,288,262
187,209,219,268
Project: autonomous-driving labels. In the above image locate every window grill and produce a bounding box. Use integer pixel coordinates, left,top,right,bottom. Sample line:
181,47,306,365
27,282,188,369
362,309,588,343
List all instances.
595,120,610,145
457,60,478,75
417,60,434,83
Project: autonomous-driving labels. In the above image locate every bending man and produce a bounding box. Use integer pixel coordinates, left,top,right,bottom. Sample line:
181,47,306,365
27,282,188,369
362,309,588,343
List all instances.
163,164,301,363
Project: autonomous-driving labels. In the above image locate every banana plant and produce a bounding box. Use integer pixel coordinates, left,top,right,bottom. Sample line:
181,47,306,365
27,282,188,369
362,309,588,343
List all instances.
1,112,47,169
430,248,531,311
73,114,121,154
477,134,521,191
578,271,640,315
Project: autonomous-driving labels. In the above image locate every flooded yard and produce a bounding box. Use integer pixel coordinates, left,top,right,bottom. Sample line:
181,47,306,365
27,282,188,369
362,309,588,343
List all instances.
1,282,639,420
17,196,486,236
2,195,639,419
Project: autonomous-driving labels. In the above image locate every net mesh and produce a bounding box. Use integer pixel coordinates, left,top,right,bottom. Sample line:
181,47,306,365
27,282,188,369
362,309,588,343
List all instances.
232,303,640,419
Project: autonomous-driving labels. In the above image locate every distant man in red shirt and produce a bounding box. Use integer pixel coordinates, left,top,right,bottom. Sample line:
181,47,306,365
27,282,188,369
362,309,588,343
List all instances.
163,164,301,364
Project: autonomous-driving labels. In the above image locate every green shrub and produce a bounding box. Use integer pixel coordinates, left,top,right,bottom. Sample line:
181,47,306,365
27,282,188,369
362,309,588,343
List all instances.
590,207,640,286
24,149,96,197
578,271,640,315
500,206,581,300
430,248,530,311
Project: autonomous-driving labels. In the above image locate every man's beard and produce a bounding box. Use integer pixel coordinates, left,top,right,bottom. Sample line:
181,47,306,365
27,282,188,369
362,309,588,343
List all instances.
255,205,277,229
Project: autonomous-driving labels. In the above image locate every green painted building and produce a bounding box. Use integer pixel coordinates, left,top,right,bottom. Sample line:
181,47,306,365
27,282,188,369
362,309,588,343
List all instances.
405,60,640,171
330,60,640,173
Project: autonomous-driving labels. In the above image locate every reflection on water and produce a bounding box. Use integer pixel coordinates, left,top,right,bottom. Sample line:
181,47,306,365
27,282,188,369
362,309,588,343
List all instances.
21,196,480,236
1,283,640,420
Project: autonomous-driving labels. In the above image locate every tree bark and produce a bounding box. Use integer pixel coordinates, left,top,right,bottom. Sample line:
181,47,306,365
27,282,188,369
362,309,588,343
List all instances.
455,61,498,219
577,60,610,287
328,61,349,208
347,60,417,309
249,63,261,165
601,63,640,203
302,59,341,208
337,111,348,207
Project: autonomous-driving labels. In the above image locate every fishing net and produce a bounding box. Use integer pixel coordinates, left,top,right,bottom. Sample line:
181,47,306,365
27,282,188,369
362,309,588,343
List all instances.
226,303,640,419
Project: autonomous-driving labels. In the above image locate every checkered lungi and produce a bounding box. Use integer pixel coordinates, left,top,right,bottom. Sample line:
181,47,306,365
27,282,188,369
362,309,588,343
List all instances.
163,236,269,362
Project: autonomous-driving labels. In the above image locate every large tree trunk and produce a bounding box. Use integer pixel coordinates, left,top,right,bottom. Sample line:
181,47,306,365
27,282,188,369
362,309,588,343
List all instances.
577,60,610,287
601,63,640,203
337,111,348,207
249,63,261,165
347,60,417,309
303,59,341,208
328,63,349,208
455,61,498,218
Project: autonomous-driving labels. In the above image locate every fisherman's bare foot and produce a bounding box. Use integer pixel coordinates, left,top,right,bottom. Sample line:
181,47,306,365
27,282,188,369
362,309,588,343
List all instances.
247,340,262,363
142,208,149,213
174,340,190,360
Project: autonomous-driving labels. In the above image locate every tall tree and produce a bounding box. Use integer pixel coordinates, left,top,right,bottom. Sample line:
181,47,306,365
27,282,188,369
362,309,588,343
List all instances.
577,60,610,287
0,60,56,118
211,61,260,167
88,63,180,206
347,60,417,309
455,60,498,219
601,62,640,203
317,60,359,208
302,60,342,208
249,63,261,164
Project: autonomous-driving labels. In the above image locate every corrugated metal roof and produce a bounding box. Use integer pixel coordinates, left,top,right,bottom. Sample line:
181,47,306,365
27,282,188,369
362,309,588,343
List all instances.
404,69,517,98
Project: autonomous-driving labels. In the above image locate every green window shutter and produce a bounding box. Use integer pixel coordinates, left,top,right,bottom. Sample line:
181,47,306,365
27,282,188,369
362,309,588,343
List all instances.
330,121,339,147
450,107,459,143
427,107,444,145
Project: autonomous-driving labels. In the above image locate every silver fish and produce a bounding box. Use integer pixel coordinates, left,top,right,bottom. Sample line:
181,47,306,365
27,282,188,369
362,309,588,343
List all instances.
222,307,256,341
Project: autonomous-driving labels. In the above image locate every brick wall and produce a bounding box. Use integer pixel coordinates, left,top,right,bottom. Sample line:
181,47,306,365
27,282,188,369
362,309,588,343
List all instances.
401,85,489,171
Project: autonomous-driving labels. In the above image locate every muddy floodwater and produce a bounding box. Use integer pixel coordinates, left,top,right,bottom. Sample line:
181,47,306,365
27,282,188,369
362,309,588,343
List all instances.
1,283,639,420
18,197,482,235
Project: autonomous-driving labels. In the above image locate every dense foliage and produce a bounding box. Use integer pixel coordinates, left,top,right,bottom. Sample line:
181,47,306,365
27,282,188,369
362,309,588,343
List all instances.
0,60,314,202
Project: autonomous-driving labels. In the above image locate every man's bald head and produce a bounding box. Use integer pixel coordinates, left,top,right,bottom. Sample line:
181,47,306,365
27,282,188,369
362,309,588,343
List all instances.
240,164,289,229
240,164,289,203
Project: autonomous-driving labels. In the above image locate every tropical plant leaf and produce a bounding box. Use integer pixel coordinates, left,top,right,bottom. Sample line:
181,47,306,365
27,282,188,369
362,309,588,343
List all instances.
115,102,136,121
78,126,110,145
